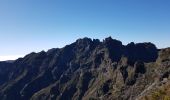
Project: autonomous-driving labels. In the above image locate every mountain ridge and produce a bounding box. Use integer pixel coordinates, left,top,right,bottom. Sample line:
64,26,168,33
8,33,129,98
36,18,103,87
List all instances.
0,37,170,100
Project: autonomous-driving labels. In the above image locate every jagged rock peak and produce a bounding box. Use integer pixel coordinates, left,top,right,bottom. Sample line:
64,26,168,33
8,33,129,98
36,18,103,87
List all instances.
75,37,92,45
125,42,158,63
103,36,122,46
127,42,157,49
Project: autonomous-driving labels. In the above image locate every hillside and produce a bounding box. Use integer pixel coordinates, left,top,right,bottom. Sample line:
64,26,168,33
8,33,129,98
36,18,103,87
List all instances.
0,37,170,100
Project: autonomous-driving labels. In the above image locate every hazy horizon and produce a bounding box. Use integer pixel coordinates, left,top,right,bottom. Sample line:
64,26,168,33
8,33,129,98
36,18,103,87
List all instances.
0,0,170,61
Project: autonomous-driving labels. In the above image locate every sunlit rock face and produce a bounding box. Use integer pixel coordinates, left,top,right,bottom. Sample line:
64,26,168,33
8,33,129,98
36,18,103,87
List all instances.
1,37,170,100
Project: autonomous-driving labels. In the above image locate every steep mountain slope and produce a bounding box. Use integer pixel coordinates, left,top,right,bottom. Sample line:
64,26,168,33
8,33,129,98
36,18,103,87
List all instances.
0,37,170,100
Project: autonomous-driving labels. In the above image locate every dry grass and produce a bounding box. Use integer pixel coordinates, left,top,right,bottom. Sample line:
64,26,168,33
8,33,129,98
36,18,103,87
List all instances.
141,80,170,100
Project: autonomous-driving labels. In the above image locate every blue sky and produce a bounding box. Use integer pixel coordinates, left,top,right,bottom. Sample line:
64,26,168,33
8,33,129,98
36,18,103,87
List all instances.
0,0,170,60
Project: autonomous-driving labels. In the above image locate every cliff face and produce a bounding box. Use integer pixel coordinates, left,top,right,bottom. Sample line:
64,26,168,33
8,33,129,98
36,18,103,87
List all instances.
0,37,170,100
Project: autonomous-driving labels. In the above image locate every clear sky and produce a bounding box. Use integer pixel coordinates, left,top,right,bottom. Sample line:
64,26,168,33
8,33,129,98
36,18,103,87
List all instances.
0,0,170,61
